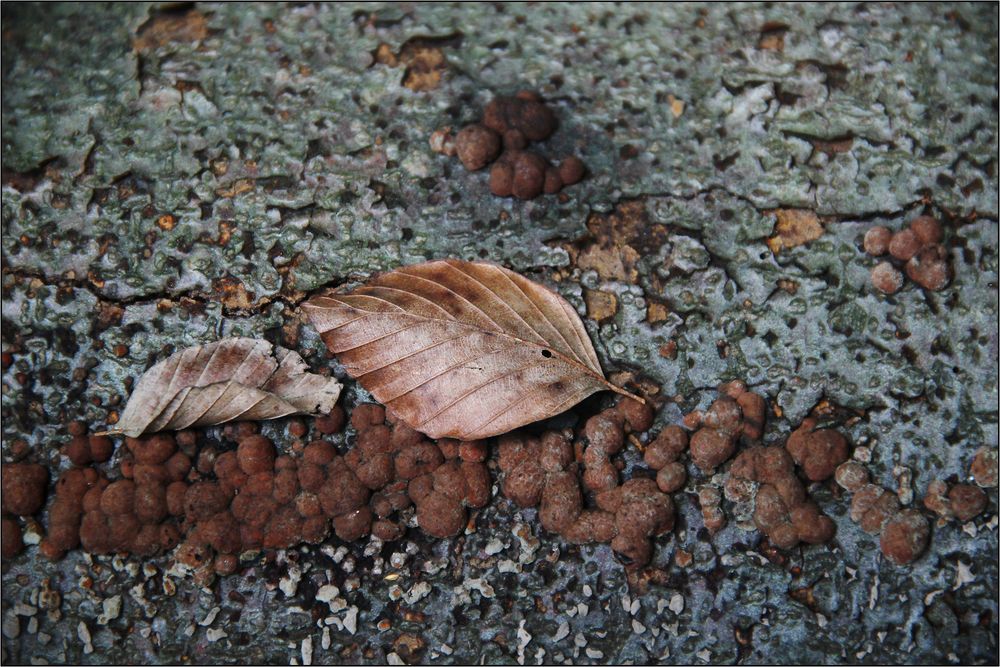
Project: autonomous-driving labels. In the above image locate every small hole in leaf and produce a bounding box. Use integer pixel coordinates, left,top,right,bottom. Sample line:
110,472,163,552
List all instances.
541,349,552,358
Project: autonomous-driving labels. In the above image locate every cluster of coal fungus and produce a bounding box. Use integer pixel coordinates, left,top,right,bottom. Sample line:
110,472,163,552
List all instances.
498,397,677,568
430,90,586,199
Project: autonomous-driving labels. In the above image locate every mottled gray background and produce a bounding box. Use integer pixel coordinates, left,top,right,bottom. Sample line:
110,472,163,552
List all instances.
2,2,997,665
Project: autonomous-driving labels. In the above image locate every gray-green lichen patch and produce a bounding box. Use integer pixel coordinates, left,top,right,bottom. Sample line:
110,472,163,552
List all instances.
2,2,997,665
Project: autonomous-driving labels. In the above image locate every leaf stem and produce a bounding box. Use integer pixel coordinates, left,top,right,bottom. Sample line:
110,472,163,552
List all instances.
605,382,645,404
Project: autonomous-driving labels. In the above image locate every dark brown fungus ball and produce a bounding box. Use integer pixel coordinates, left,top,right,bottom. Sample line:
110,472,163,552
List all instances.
888,228,921,261
879,509,929,565
689,428,735,473
237,435,276,475
909,215,943,245
559,157,586,186
132,434,177,465
497,434,535,472
357,425,393,455
461,461,491,508
64,436,92,466
407,474,435,505
164,451,192,482
850,484,900,533
584,414,625,454
511,151,548,200
459,440,487,463
303,440,337,466
610,525,652,567
372,519,405,542
176,430,199,455
516,99,558,141
539,431,573,472
905,244,951,291
214,554,239,576
786,424,849,482
2,517,24,559
166,482,188,516
395,441,444,479
656,462,687,493
489,161,514,197
302,516,330,544
503,459,547,508
318,468,369,517
2,464,49,516
539,470,583,534
644,426,688,470
351,403,386,430
455,124,501,171
295,491,323,518
834,461,869,492
789,502,835,544
391,423,425,451
432,461,467,501
134,484,168,524
616,397,655,433
273,469,300,504
243,471,274,497
100,480,136,516
79,511,109,553
970,447,998,488
108,513,140,552
863,226,892,256
562,510,616,544
736,392,767,440
354,452,395,490
416,491,466,538
948,484,987,522
582,460,618,493
184,482,231,521
483,95,557,142
132,463,169,487
503,129,526,151
333,506,373,542
296,462,325,493
264,505,305,548
436,438,460,460
543,166,562,194
315,406,346,434
702,397,742,436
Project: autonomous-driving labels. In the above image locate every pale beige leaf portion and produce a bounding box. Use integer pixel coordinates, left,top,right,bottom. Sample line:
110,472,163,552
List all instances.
302,259,633,440
113,338,342,437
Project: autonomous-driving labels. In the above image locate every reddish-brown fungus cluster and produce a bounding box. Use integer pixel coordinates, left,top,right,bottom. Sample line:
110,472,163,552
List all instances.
429,91,586,199
864,215,951,293
922,450,995,526
1,463,49,558
498,397,675,568
3,391,994,575
3,407,491,582
834,461,925,564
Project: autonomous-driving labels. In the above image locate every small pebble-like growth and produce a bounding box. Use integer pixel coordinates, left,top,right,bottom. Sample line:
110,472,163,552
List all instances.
864,214,951,293
835,463,930,565
431,91,587,199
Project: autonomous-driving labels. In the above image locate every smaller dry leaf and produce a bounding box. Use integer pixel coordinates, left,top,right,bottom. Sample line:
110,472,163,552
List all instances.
110,338,342,437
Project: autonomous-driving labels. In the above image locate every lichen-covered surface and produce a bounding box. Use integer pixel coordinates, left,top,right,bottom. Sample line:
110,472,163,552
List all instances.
2,2,998,664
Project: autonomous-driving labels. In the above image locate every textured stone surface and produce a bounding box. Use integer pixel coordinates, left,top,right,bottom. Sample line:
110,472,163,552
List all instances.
2,2,997,665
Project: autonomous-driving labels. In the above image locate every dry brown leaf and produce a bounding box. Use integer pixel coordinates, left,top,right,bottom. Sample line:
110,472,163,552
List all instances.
303,259,637,440
110,338,342,437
